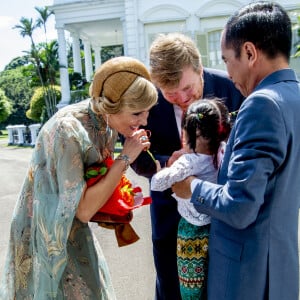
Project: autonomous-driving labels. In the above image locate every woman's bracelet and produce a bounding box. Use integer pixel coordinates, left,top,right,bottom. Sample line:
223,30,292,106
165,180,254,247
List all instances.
115,154,130,171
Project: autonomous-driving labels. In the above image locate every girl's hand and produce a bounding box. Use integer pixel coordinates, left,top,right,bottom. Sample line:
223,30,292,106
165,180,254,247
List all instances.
155,160,161,172
166,148,186,167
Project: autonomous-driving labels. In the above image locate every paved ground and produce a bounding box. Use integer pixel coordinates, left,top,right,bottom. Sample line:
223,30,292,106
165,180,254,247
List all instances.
2,140,300,299
0,141,155,300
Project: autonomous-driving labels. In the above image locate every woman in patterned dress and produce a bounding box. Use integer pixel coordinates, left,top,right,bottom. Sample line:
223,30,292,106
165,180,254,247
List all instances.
0,56,157,299
151,98,232,299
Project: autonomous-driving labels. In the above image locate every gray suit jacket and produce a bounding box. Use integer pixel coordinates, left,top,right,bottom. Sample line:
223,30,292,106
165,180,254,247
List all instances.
191,69,300,300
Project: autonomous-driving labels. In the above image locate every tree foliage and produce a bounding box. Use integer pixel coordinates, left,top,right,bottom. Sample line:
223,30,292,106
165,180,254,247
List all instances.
0,6,80,128
13,6,59,122
101,45,124,63
0,5,125,129
26,86,61,122
0,89,13,123
0,67,34,128
4,56,30,71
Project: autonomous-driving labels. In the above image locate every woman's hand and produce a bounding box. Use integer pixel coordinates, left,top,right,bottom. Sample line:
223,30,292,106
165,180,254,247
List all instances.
122,129,151,163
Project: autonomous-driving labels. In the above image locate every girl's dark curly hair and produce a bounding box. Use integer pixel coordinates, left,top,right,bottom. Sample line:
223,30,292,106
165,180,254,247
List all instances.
182,98,232,168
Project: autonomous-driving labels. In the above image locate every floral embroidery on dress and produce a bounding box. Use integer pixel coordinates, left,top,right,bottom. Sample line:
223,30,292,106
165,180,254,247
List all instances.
15,243,32,290
0,100,116,300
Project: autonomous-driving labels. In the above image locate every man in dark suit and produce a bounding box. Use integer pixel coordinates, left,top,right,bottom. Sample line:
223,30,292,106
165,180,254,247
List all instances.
131,33,244,300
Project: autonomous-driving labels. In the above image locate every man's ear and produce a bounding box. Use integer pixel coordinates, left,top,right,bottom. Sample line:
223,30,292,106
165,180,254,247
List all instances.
198,66,204,77
244,42,256,61
247,50,252,59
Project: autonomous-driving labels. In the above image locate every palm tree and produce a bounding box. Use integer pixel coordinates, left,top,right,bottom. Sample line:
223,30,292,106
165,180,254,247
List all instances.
35,6,54,44
39,40,60,117
35,6,59,119
13,17,37,48
13,17,44,88
13,8,59,122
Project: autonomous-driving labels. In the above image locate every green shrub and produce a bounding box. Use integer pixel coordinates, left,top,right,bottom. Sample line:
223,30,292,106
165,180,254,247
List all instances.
0,89,13,123
26,86,61,122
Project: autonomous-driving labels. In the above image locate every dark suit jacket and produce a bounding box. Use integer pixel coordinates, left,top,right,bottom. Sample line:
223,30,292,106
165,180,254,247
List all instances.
131,68,244,239
132,68,244,179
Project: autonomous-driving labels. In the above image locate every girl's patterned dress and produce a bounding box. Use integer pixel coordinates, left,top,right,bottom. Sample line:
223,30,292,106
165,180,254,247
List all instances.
151,153,218,299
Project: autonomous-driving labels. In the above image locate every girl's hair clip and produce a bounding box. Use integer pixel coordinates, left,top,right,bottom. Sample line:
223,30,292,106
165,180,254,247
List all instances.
198,113,204,119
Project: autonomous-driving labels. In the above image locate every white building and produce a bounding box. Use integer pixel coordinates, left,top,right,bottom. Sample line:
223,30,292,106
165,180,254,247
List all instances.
49,0,300,106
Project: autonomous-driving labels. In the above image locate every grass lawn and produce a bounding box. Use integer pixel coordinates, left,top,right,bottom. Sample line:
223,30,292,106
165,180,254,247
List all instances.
0,130,8,140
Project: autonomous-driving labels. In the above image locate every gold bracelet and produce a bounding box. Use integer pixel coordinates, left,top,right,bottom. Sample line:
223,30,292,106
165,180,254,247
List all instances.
115,154,130,171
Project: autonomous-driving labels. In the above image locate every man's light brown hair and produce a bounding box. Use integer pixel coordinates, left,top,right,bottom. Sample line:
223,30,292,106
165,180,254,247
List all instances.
149,32,202,89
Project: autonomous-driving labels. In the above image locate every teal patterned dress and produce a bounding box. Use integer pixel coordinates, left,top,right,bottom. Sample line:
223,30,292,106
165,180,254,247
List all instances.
0,99,117,299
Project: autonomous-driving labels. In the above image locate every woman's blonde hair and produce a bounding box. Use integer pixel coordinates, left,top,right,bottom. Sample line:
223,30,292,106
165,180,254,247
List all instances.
91,76,158,114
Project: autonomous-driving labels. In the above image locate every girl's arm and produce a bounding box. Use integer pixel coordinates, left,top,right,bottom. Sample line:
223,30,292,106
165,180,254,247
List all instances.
150,154,193,191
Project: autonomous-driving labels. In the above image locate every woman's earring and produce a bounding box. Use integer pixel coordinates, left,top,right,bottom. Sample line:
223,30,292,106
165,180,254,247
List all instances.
106,115,113,137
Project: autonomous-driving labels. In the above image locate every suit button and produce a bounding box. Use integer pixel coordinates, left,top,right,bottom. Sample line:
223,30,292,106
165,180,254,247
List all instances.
197,196,204,203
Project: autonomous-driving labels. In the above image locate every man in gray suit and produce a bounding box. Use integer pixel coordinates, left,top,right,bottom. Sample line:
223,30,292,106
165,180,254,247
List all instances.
173,2,300,299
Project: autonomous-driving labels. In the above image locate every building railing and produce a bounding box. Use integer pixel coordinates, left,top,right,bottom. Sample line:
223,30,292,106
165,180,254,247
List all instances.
6,124,41,147
5,124,123,153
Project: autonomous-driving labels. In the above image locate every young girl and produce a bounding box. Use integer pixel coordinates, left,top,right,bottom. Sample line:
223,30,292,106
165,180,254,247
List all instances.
150,98,232,299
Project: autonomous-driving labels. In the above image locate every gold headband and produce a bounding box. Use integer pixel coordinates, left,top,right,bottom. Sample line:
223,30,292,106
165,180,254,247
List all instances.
90,56,151,102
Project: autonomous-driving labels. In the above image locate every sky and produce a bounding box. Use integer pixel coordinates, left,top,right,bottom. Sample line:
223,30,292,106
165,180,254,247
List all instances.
0,0,56,71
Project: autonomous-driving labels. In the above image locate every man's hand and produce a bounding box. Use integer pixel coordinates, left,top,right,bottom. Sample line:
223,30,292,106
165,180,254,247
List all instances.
172,176,195,199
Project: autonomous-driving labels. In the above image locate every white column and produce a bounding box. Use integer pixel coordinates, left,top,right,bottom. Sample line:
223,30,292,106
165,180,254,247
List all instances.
123,0,139,58
71,32,82,75
94,46,102,70
57,26,71,108
29,124,41,146
186,14,200,40
6,125,14,145
16,125,26,145
83,40,93,82
121,16,128,56
137,20,146,64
